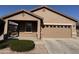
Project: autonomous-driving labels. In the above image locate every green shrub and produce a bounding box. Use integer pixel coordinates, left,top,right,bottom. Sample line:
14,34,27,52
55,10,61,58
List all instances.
9,40,35,52
0,40,8,49
0,39,35,51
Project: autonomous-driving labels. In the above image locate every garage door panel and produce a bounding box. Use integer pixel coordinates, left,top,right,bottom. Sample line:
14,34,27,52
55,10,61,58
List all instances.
41,26,72,38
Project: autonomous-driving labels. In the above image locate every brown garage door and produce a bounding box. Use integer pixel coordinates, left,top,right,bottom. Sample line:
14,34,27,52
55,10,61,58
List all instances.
41,25,72,38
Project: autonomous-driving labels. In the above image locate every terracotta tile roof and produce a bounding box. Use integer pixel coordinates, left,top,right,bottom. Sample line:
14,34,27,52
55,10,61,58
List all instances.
31,5,78,22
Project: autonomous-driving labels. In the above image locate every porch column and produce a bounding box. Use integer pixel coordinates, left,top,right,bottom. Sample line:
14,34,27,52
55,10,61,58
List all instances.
4,20,8,35
37,20,41,39
71,25,77,38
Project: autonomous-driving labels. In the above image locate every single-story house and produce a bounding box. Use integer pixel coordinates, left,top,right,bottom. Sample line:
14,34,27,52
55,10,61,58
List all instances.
2,6,77,40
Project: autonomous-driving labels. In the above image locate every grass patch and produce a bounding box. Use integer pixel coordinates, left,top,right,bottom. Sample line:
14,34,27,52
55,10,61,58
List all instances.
0,39,35,52
9,40,35,52
0,40,8,49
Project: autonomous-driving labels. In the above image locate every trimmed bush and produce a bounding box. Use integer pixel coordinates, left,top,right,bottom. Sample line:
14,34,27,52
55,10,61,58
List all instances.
9,40,35,52
0,39,35,52
0,40,8,49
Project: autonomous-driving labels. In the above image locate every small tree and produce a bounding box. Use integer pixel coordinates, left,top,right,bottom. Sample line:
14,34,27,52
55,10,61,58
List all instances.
0,19,5,36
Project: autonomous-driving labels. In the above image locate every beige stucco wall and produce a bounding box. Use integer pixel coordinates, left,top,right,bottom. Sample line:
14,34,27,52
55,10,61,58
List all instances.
19,32,37,37
32,8,77,38
3,13,39,38
33,8,76,24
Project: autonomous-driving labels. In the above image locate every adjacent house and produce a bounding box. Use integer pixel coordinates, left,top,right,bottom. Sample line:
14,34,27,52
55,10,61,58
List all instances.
2,6,77,40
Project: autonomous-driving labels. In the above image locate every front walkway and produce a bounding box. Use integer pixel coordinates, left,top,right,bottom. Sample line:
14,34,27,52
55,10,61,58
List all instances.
44,38,79,54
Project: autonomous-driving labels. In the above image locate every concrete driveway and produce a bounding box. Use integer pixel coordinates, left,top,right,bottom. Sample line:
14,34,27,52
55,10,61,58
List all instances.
43,38,79,54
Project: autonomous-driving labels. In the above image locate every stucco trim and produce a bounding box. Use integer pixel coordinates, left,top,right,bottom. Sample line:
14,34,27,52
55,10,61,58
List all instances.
44,23,73,25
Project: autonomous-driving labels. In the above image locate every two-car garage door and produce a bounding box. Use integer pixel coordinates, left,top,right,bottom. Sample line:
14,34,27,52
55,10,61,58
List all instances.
41,25,72,38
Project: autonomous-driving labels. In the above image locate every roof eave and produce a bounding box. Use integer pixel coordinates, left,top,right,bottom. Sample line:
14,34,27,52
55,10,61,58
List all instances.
1,10,43,20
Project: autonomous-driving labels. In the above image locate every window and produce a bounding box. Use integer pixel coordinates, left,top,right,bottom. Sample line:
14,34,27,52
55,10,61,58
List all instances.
68,25,71,28
19,21,37,32
50,25,52,27
60,25,63,28
64,25,67,28
19,23,25,32
46,25,49,27
53,25,56,28
57,25,60,28
26,23,32,32
42,25,45,28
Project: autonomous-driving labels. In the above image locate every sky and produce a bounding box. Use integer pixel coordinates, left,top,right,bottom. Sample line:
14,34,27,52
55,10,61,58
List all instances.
0,5,79,21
